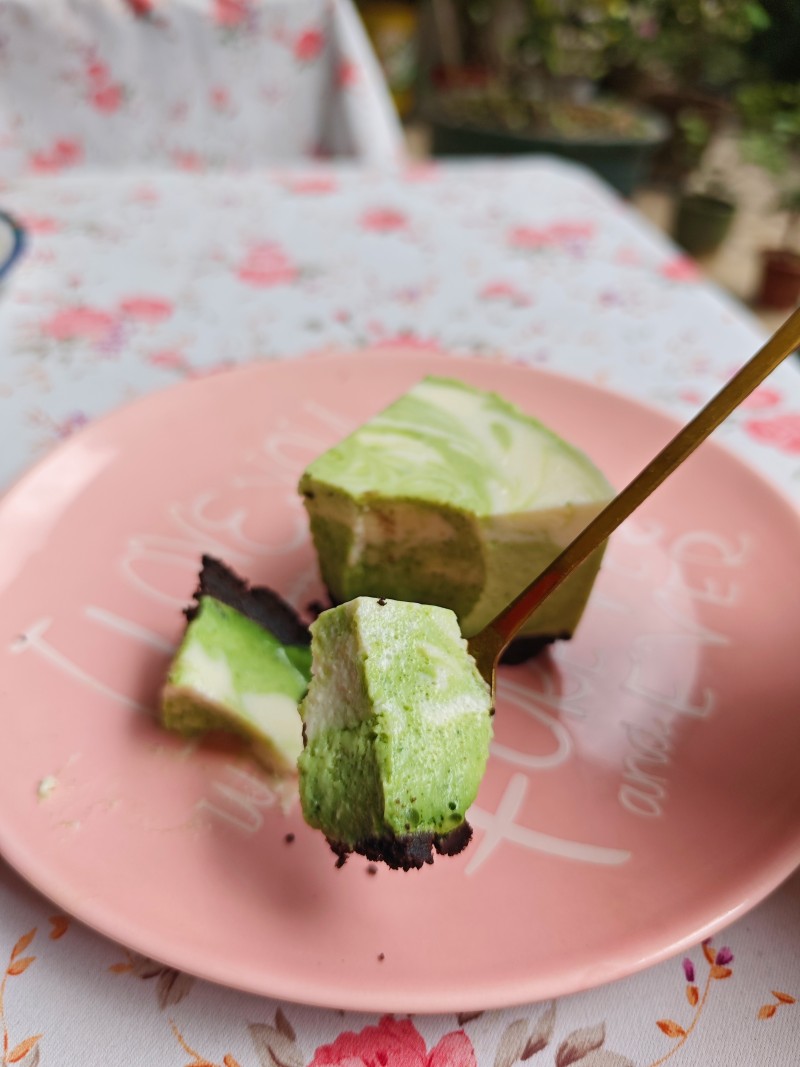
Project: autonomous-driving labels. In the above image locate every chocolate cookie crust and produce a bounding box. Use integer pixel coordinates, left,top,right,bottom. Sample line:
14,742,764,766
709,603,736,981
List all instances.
186,555,309,646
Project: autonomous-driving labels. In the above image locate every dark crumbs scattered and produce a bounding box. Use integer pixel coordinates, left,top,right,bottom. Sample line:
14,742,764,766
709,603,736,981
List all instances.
284,833,295,844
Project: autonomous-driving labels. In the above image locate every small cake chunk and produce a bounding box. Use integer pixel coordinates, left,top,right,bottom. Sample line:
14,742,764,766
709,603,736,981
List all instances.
298,597,493,870
299,376,613,656
161,557,311,774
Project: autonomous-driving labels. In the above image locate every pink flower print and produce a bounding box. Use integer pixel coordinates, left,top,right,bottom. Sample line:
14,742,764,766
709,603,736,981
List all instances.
740,386,782,410
237,243,298,287
84,54,124,113
171,151,204,171
286,176,337,195
682,957,696,983
294,28,325,62
336,59,358,87
214,0,249,27
508,225,548,249
744,413,800,454
149,348,190,371
361,207,408,233
479,280,532,306
55,140,82,165
508,220,595,250
91,83,123,113
659,255,701,282
124,0,154,15
86,60,111,86
20,215,59,234
309,1015,477,1067
118,296,174,323
210,86,230,111
42,306,116,342
29,139,83,173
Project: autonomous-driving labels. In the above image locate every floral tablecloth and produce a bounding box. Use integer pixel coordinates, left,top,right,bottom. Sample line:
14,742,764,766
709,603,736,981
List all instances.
0,159,799,1065
0,0,403,172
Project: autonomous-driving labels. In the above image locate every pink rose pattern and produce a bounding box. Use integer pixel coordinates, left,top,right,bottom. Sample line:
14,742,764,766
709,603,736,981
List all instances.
213,0,251,28
361,207,409,232
294,28,325,62
3,158,797,488
41,306,116,342
509,220,595,251
29,139,83,173
309,1016,477,1067
0,0,399,172
118,297,174,323
236,243,298,286
744,414,800,454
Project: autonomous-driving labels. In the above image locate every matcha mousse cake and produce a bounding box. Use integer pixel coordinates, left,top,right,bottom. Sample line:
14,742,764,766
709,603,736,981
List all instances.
298,596,493,870
299,376,613,659
161,556,311,774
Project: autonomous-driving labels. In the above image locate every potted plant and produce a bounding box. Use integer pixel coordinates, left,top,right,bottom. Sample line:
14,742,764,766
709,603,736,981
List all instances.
418,0,668,197
671,111,736,258
737,81,800,309
613,0,770,186
674,175,737,259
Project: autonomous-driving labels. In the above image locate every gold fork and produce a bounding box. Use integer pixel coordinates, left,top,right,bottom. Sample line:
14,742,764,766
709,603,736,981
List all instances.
468,306,800,697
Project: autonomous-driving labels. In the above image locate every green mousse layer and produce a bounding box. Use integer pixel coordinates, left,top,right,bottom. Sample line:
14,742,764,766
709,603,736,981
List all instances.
300,376,613,641
161,596,310,774
298,597,493,865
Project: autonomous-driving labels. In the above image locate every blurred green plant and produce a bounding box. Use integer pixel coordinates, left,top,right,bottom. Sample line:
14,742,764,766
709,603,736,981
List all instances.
426,0,772,151
738,82,800,173
737,81,800,249
632,0,770,91
448,0,770,94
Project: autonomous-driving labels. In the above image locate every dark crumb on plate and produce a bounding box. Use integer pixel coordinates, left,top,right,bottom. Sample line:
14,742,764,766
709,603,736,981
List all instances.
187,556,310,646
378,953,385,962
377,597,387,606
327,821,473,872
284,833,295,844
366,864,378,876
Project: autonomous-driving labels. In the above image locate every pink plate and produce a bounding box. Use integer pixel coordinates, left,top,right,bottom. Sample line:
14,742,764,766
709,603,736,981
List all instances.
1,349,800,1013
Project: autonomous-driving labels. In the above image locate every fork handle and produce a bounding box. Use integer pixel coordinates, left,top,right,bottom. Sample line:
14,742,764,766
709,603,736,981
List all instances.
486,305,800,651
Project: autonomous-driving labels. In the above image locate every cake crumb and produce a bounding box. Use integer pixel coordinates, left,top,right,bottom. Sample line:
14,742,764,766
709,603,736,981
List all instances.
378,952,385,962
37,775,58,800
377,598,387,606
366,864,378,876
284,832,295,844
